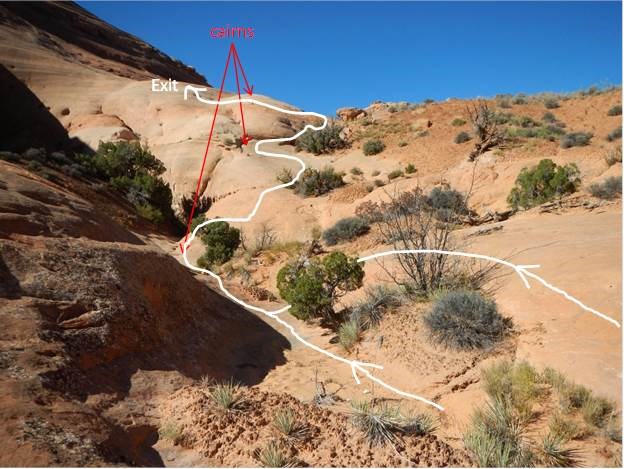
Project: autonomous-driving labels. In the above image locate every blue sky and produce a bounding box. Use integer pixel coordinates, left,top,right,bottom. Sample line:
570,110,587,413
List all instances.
79,1,621,115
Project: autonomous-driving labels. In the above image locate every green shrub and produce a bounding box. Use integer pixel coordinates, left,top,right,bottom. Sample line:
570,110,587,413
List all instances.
198,221,241,268
338,319,361,350
374,178,385,187
208,379,244,411
78,141,174,224
405,163,417,174
482,361,540,420
387,169,403,180
498,99,512,109
507,159,580,210
363,139,385,155
607,127,622,142
0,151,20,162
27,160,42,172
256,440,290,467
454,131,472,144
589,176,621,200
464,397,534,467
295,166,344,197
560,132,593,148
512,96,527,105
350,284,403,328
322,216,370,245
607,104,622,116
350,167,363,176
276,167,294,184
548,413,581,441
350,400,402,446
424,290,509,349
398,141,408,147
158,421,183,443
544,98,560,109
543,112,557,123
272,408,304,438
296,123,348,155
428,186,468,221
277,252,364,320
371,169,380,177
581,395,614,427
424,98,435,104
451,118,466,127
540,433,581,467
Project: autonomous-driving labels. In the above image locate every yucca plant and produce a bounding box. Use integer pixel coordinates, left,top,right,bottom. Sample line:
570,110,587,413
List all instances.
350,400,402,446
209,379,244,411
541,433,581,467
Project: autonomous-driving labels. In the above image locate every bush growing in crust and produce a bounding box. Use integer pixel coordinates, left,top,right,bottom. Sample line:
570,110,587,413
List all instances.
322,216,370,245
607,104,622,116
607,127,622,142
295,123,348,155
454,131,471,144
507,159,580,210
405,163,417,174
387,169,404,180
544,98,560,109
350,284,403,328
451,118,466,127
276,167,294,184
560,131,593,148
605,146,622,166
198,221,241,268
542,112,557,123
350,167,363,176
424,290,509,350
350,401,402,446
77,141,175,224
589,176,621,200
276,252,364,320
295,166,345,197
362,139,385,155
338,319,361,351
429,186,468,221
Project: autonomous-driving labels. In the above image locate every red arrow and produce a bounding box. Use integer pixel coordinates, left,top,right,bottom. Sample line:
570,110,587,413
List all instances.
232,44,249,145
180,44,235,253
232,44,253,96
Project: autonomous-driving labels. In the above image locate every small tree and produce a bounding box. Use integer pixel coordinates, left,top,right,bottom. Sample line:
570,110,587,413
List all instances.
507,159,580,210
276,252,364,320
198,221,241,268
466,102,504,161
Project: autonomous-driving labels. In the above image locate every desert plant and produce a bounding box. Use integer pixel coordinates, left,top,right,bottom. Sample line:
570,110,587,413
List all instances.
607,104,622,116
401,413,437,436
322,216,370,245
507,159,580,210
363,139,385,156
405,163,417,174
276,167,294,185
429,186,468,221
296,123,348,155
607,127,622,142
371,169,380,176
498,99,512,109
349,284,403,328
277,252,364,320
543,112,557,123
198,221,241,268
180,194,212,220
273,409,305,438
425,290,509,350
158,421,183,443
581,395,614,427
540,433,581,467
454,131,472,144
605,146,622,166
544,98,560,109
451,118,466,127
209,379,244,411
350,400,402,446
548,413,581,441
374,178,385,187
256,440,290,467
350,166,363,176
482,361,540,421
512,95,527,105
589,176,621,200
398,141,408,147
464,397,534,467
560,132,593,148
387,169,404,180
338,319,361,350
467,101,504,161
295,166,345,197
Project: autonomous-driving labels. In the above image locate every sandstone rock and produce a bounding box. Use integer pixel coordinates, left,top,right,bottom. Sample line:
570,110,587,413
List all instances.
336,107,366,121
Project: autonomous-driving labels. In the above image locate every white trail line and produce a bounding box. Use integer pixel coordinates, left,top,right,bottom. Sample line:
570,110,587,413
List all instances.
181,85,620,413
